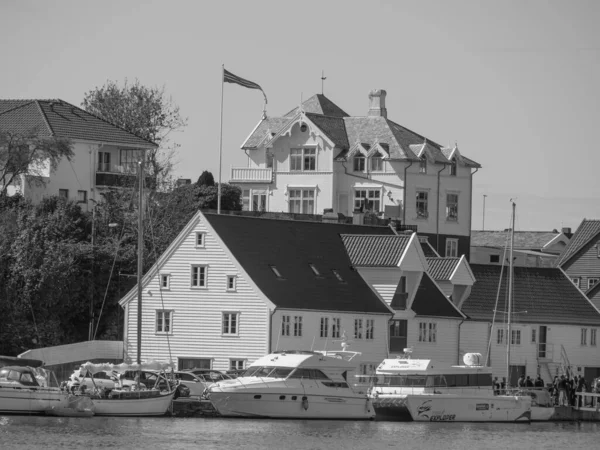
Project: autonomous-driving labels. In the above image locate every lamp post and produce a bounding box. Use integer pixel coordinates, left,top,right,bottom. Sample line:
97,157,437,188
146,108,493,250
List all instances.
482,195,487,231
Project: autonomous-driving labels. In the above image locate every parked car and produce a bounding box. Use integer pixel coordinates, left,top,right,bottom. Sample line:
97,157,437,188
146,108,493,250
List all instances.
187,369,232,385
171,371,207,397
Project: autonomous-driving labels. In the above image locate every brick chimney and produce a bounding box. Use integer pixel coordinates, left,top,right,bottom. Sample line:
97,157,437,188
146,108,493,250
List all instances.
368,89,387,118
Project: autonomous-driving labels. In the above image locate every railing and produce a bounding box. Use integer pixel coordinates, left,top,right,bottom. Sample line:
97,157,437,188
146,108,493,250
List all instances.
230,167,273,183
536,343,554,360
575,392,600,411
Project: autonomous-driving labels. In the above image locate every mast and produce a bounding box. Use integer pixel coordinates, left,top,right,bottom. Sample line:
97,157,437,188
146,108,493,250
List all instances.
137,160,144,365
506,201,516,388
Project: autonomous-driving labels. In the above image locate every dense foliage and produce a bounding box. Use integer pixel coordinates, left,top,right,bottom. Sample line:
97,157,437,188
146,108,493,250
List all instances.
0,176,241,356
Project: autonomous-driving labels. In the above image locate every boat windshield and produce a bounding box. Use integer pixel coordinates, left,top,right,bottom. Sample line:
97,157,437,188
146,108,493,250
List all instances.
288,368,330,380
376,373,492,388
243,367,294,378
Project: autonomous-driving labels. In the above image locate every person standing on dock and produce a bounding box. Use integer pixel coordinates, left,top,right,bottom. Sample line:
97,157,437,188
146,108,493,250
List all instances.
558,375,568,406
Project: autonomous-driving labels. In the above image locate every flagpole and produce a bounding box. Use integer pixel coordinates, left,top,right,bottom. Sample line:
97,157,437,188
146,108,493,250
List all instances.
217,64,224,214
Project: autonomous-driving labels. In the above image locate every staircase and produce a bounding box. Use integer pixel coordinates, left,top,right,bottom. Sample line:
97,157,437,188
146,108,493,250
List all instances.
538,344,574,383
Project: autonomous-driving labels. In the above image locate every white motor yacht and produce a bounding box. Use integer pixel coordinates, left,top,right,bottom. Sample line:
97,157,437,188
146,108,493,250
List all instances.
207,350,374,419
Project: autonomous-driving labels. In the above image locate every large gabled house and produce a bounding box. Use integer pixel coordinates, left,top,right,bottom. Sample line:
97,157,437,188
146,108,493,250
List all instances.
459,264,600,386
0,99,157,206
230,89,481,257
555,219,600,307
118,212,471,373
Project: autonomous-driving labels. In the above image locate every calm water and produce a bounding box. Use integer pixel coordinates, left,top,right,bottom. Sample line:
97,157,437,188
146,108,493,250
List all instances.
0,416,598,450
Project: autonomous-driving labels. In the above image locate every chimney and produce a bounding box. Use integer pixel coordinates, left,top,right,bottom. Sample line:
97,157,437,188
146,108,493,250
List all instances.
353,209,365,225
322,209,340,224
561,227,572,237
368,89,387,118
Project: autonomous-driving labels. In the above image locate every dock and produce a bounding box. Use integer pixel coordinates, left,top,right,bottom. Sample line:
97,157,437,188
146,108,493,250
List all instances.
170,398,219,417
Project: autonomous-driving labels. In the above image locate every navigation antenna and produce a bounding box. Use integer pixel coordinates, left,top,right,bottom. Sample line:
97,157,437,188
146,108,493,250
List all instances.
321,70,327,95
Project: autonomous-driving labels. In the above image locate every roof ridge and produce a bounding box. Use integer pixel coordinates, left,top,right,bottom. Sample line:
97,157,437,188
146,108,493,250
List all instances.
35,100,55,136
202,212,389,228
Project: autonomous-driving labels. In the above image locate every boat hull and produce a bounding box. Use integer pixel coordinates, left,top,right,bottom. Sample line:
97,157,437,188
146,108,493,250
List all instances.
405,394,532,422
0,387,70,414
90,390,176,416
372,395,411,421
209,389,374,419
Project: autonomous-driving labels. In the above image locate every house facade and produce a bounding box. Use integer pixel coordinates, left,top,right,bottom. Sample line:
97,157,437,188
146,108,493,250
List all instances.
555,219,600,307
0,99,157,208
230,90,481,257
470,229,571,267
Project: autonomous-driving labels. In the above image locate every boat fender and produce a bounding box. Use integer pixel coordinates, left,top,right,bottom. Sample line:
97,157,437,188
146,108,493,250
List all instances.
302,396,309,411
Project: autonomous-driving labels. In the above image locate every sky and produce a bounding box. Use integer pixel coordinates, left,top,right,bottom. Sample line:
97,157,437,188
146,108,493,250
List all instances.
2,0,599,232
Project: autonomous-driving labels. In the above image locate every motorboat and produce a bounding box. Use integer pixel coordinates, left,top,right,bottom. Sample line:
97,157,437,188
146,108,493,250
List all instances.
371,351,531,422
206,350,375,419
0,365,71,414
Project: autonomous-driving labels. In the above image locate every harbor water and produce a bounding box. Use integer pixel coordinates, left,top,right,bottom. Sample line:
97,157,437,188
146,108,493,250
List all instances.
0,416,598,450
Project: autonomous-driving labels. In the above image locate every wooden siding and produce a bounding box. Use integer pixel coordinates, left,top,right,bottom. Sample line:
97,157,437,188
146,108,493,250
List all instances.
451,258,474,286
123,217,270,371
358,267,401,305
270,310,391,367
403,318,462,365
436,280,453,297
563,235,600,292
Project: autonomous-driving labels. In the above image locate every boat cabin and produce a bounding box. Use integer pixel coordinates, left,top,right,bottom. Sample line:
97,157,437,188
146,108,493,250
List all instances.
0,366,42,387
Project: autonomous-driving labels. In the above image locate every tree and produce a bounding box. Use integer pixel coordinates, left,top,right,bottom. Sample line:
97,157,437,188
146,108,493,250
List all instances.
0,130,73,196
196,170,215,187
81,79,187,190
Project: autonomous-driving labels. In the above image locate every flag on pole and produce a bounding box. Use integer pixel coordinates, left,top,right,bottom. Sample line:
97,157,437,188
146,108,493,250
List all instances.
223,68,268,104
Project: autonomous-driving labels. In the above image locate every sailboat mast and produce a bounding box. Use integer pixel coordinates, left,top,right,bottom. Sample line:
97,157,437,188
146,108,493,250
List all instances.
506,201,516,388
137,160,144,365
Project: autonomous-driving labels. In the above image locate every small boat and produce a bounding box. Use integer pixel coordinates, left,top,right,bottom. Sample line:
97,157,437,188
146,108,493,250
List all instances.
371,351,531,422
0,365,70,414
207,350,375,419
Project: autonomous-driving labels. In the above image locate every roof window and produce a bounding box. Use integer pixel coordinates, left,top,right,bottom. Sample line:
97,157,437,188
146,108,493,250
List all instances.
309,264,320,276
270,265,283,279
332,269,345,282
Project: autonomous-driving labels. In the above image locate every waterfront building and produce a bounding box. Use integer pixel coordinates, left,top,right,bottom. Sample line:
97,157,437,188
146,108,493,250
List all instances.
229,90,481,257
470,229,571,267
0,99,156,207
555,219,600,309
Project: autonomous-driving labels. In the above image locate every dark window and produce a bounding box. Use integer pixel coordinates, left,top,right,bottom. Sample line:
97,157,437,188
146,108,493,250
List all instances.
490,254,500,263
254,395,262,399
389,319,408,352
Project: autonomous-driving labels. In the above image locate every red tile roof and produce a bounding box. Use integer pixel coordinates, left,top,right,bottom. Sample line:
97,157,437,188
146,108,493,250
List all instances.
0,99,157,148
203,214,394,314
427,257,461,281
341,234,411,267
461,264,600,326
555,219,600,267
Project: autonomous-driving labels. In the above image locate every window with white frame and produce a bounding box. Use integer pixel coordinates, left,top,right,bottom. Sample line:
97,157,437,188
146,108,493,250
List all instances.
354,189,381,213
288,189,315,214
252,191,267,212
290,148,316,171
446,238,458,257
160,274,170,290
497,328,504,345
511,329,521,345
581,328,588,346
354,319,363,339
242,189,250,211
230,359,245,370
591,329,597,346
588,278,599,290
332,318,341,339
416,191,428,218
191,265,207,288
120,149,144,173
370,153,383,172
353,154,365,172
156,310,172,333
531,328,536,343
222,312,239,335
293,316,303,337
97,151,111,172
320,317,329,338
281,315,291,336
195,232,205,248
449,158,457,176
418,322,437,343
571,277,581,288
226,275,236,291
366,319,374,340
446,193,458,221
419,157,427,174
77,190,87,203
359,363,377,377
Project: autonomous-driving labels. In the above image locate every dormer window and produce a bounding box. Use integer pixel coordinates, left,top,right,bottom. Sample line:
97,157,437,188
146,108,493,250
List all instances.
353,154,365,172
450,158,457,176
370,152,383,172
419,157,427,174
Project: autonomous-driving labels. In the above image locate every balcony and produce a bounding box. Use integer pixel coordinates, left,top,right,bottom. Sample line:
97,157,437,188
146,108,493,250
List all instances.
230,167,273,184
96,165,154,189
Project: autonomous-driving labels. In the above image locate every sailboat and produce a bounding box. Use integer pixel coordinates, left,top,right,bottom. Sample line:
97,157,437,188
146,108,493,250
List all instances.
70,161,178,416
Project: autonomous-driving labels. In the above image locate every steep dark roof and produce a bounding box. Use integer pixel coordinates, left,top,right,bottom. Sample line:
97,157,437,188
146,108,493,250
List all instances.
284,94,349,118
305,113,349,149
341,234,411,267
203,214,394,314
462,264,600,326
471,230,561,250
555,219,600,267
0,99,157,147
427,257,461,281
412,273,464,318
241,117,290,149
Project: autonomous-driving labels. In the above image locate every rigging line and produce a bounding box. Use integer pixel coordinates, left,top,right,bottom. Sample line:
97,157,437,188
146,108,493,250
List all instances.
93,181,138,340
